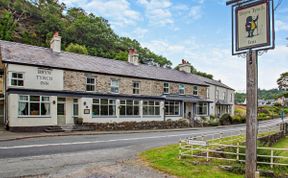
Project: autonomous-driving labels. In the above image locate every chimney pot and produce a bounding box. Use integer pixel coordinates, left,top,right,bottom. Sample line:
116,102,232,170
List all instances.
50,32,61,53
178,59,191,73
128,48,139,65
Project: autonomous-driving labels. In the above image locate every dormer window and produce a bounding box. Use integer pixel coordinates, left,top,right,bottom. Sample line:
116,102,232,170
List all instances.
11,72,24,86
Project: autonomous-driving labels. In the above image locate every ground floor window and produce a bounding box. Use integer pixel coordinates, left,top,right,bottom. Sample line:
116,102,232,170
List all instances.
196,103,208,115
143,101,160,116
73,99,79,117
120,100,139,116
165,101,180,116
18,95,50,116
92,99,116,116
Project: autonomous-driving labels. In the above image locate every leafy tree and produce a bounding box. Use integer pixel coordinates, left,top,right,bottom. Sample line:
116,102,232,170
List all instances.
65,43,88,55
0,11,16,41
277,72,288,91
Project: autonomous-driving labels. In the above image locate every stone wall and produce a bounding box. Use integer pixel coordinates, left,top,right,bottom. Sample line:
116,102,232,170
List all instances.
83,120,190,131
63,70,207,98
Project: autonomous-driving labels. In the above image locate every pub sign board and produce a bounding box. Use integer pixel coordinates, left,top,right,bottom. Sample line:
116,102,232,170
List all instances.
231,0,274,55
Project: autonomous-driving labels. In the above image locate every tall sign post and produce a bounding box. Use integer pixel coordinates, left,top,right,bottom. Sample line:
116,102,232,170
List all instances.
226,0,275,178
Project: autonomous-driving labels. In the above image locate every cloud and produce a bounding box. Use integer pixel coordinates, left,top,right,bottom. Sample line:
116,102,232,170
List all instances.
275,20,288,31
138,0,173,25
60,0,141,27
188,5,203,20
131,28,149,39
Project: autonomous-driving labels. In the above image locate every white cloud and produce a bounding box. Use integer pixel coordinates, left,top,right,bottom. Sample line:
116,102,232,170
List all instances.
60,0,141,27
275,20,288,31
188,5,203,20
138,0,173,25
131,28,148,39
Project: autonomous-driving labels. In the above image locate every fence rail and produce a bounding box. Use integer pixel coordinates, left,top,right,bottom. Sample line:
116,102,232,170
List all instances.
179,123,288,167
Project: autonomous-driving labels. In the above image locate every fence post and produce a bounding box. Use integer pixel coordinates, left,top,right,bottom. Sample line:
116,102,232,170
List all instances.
206,146,209,162
237,142,240,161
179,139,182,159
270,149,274,168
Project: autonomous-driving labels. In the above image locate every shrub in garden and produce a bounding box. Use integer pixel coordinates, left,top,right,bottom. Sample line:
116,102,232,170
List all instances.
220,113,233,125
232,114,245,124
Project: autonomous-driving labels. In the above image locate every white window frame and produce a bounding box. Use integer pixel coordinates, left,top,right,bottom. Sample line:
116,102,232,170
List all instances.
73,98,79,117
86,77,96,92
143,100,161,116
179,84,185,95
119,100,140,116
165,101,180,116
92,98,116,117
10,72,24,87
163,82,170,94
193,86,198,96
111,79,119,94
18,95,50,117
132,81,140,95
196,103,208,116
216,90,219,100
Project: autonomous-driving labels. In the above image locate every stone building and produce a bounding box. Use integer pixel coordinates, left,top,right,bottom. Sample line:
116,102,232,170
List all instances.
0,34,234,131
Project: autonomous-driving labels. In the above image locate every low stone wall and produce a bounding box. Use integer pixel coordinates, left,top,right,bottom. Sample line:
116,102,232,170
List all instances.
258,131,285,146
83,120,190,131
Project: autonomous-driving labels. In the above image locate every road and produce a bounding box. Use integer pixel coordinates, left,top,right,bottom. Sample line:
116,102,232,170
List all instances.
0,118,285,178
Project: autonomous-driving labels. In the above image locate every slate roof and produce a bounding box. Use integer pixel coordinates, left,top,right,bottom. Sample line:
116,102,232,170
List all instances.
0,40,233,90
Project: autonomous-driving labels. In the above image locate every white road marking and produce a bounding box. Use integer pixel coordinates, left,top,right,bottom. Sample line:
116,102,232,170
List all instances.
0,120,283,150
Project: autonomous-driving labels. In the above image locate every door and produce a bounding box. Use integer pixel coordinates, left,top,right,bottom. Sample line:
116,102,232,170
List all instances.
0,101,3,127
57,97,66,125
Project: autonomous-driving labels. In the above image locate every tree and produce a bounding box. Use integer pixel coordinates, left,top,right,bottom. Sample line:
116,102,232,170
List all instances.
277,72,288,91
65,43,88,55
0,11,16,41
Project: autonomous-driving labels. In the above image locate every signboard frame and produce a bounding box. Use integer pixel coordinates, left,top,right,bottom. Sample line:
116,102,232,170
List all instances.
231,0,275,55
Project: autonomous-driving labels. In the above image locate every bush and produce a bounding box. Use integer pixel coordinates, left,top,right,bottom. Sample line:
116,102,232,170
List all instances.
232,114,245,124
220,113,233,125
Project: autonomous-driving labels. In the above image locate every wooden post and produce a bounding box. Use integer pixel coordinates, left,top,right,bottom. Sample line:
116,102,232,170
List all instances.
245,50,258,178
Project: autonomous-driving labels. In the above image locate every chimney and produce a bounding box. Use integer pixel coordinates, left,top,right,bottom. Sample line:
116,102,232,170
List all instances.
178,59,191,73
50,32,61,53
128,48,139,65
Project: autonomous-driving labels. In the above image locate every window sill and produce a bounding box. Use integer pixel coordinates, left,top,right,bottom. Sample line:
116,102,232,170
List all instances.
18,116,51,118
92,115,117,118
143,115,162,118
119,115,141,118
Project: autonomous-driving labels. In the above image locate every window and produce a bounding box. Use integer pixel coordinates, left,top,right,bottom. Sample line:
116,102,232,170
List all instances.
11,72,24,86
57,97,65,115
165,101,180,116
193,86,198,96
216,90,219,100
18,95,50,116
133,81,140,95
92,99,116,116
196,103,208,115
223,92,226,100
143,101,160,116
179,84,185,95
230,93,233,102
163,82,170,94
86,77,96,91
111,79,119,93
73,99,79,116
207,88,210,99
120,100,139,116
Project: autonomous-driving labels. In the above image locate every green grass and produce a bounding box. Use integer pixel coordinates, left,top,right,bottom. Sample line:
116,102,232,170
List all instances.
272,136,288,158
140,144,243,178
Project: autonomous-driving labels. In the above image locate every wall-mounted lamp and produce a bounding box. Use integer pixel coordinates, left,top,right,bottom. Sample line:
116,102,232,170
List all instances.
53,100,56,105
83,101,86,106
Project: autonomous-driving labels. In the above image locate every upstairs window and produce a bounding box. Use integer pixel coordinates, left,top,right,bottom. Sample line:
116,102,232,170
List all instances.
179,84,185,95
111,79,119,93
11,72,24,86
193,86,198,96
216,90,219,100
86,77,96,91
163,82,170,94
133,81,140,95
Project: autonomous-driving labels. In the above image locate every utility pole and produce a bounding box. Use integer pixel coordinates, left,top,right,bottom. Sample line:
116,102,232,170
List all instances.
246,50,258,178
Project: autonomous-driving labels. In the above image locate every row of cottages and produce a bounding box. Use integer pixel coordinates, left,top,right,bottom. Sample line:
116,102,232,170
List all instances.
0,33,234,131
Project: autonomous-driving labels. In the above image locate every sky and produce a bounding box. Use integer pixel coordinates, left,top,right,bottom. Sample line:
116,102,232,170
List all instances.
59,0,288,92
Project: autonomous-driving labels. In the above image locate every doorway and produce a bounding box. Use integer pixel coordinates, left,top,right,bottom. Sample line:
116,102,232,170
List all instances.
57,97,66,125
